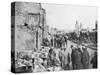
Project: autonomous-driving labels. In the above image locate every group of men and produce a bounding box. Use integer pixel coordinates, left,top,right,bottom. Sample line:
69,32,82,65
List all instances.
31,43,97,72
47,44,97,70
53,45,90,70
71,45,89,69
50,36,68,48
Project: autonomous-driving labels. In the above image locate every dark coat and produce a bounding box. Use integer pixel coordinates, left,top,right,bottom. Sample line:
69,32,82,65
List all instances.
91,52,97,68
71,48,83,69
81,49,89,69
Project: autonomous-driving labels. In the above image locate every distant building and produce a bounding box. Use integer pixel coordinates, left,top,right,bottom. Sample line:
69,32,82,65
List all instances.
81,28,88,33
75,21,80,37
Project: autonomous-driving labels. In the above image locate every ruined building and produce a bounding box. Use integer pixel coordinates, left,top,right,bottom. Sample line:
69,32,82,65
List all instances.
11,2,46,51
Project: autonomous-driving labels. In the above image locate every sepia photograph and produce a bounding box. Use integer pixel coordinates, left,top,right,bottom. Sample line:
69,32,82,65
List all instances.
11,2,98,73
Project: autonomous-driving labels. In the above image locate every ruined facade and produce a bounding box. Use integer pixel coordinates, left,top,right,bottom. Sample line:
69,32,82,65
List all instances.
12,2,46,51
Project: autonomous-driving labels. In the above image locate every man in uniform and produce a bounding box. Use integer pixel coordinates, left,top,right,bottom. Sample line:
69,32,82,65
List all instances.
71,45,83,69
81,47,89,69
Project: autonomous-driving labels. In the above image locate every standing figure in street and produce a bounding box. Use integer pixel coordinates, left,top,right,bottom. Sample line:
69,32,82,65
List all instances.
58,48,70,70
63,48,70,70
71,45,83,69
61,36,66,48
47,48,56,67
71,45,76,69
58,48,65,70
67,53,71,70
91,51,97,68
51,38,53,47
81,47,89,69
64,36,68,47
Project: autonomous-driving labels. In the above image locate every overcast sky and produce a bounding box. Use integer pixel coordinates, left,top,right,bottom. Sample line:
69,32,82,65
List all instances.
42,3,98,32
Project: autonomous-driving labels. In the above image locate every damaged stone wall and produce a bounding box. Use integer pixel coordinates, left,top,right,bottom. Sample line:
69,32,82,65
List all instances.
15,2,43,51
15,2,41,25
15,25,36,50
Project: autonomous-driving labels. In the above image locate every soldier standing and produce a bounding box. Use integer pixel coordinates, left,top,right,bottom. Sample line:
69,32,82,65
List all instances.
71,45,83,69
81,47,89,69
91,52,97,68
